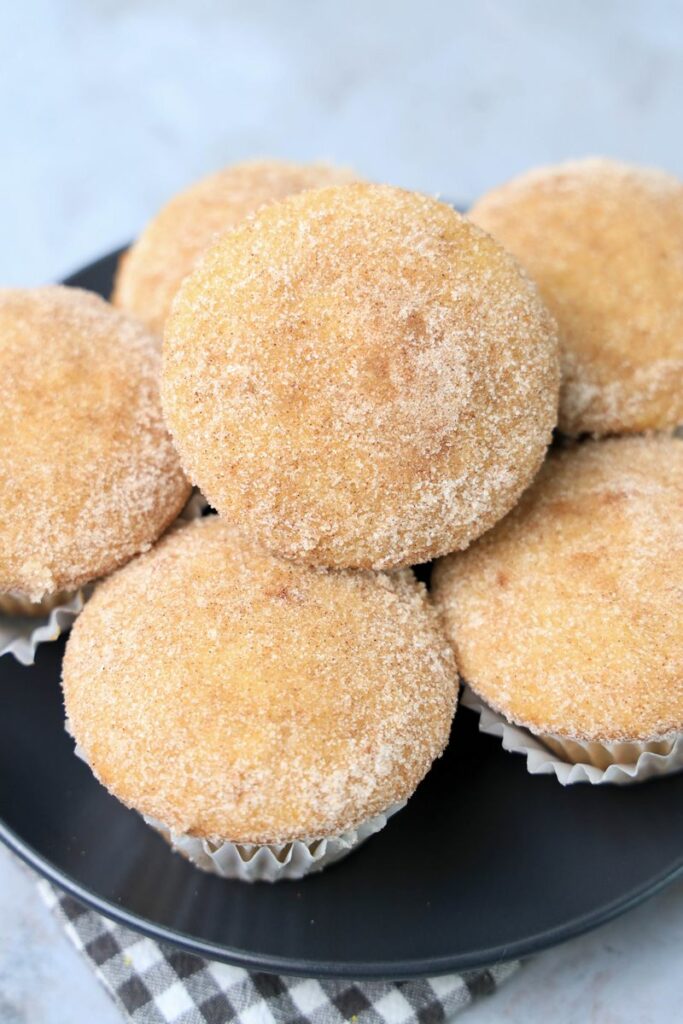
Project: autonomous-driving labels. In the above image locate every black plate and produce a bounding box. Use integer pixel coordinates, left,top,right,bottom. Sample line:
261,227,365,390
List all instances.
1,251,682,980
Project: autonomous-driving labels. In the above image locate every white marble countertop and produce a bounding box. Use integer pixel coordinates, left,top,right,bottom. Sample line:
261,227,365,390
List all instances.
2,2,683,1020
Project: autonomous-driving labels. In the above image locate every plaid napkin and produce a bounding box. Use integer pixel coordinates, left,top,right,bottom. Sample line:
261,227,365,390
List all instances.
38,881,519,1024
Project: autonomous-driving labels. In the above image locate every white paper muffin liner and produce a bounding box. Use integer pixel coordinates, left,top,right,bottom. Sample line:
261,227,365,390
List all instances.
68,727,403,882
0,590,88,666
0,490,208,666
145,803,406,883
462,686,683,785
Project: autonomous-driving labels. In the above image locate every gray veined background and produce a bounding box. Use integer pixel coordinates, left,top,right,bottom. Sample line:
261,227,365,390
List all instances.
2,2,683,1022
2,0,683,285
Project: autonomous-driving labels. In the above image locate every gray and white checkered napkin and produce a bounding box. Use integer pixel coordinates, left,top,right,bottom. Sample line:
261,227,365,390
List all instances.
38,881,519,1024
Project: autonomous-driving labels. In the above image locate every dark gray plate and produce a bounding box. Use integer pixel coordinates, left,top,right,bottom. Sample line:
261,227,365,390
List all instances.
1,250,682,979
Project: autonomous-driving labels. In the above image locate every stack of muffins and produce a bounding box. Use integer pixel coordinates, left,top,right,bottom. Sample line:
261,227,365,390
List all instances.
1,156,681,881
434,159,683,783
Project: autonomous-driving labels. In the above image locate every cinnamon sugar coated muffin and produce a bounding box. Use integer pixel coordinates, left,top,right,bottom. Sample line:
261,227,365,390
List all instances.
163,183,559,570
432,436,683,758
470,158,683,436
0,287,190,609
62,516,457,877
112,159,357,333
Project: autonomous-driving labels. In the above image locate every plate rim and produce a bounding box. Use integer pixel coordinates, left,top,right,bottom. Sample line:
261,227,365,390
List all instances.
2,247,683,980
3,767,683,978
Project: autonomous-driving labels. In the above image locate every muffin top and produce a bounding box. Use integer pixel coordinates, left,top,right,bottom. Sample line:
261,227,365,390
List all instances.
432,436,683,742
62,516,457,845
163,183,559,570
0,286,190,602
112,159,357,333
470,158,683,436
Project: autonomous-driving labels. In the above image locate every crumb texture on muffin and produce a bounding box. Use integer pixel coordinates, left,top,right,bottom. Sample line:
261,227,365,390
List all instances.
470,158,683,436
112,159,357,333
62,516,457,845
0,286,190,601
432,436,683,742
163,183,559,570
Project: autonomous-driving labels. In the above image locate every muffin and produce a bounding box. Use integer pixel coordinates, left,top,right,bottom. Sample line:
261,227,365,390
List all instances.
163,183,559,570
470,158,683,436
0,287,190,615
0,591,77,618
432,436,683,782
62,516,458,881
112,159,357,333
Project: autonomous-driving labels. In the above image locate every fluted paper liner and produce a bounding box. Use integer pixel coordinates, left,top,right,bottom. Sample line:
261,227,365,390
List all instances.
0,590,88,666
68,727,403,882
0,491,208,666
462,686,683,785
145,803,406,882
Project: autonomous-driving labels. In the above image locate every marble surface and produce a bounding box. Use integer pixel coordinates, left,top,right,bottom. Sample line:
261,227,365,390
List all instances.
2,1,683,1021
3,0,683,287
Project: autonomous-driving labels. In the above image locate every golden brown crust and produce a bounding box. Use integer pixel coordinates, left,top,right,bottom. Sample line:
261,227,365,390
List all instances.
163,183,559,570
62,516,458,845
0,287,190,601
470,158,683,436
432,436,683,742
112,160,357,333
0,591,76,617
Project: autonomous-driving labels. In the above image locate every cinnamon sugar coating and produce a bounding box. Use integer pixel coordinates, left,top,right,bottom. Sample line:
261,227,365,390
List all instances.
432,436,683,742
163,183,559,570
113,160,357,333
62,516,458,845
0,287,190,602
470,158,683,436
